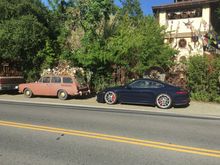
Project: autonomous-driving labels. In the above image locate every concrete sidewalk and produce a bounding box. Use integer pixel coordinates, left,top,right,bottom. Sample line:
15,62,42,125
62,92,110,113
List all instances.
0,93,219,118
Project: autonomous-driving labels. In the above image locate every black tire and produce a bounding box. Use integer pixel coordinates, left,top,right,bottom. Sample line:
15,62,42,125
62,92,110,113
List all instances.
156,93,172,109
104,91,117,105
58,90,68,100
24,88,33,98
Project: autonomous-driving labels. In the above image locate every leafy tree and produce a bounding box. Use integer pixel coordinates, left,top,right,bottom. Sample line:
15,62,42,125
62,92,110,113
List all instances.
108,15,176,76
119,0,143,18
35,40,57,70
215,2,220,34
47,0,68,13
58,0,176,91
0,0,59,81
60,0,115,62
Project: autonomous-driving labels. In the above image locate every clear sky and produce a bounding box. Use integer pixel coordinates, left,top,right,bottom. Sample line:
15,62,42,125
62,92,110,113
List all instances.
42,0,174,15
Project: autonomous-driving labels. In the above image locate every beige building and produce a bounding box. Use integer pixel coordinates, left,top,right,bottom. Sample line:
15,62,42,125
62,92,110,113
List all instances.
153,0,220,61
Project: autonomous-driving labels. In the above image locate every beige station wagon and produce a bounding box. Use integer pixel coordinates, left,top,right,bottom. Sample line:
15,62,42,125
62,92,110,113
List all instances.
19,75,90,100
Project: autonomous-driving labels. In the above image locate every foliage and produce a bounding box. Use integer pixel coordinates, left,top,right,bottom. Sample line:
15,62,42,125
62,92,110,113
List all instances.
59,0,116,87
0,0,178,93
215,2,220,34
47,0,68,13
59,0,176,91
91,74,112,92
35,40,58,70
187,56,220,103
119,0,143,18
107,15,176,76
0,0,59,81
0,15,48,60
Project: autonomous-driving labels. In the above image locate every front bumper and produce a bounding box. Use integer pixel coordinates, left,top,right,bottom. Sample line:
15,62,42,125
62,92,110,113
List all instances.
96,92,105,103
0,84,19,91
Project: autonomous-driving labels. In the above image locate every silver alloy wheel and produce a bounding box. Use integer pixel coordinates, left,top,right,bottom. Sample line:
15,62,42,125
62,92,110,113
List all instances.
104,91,117,104
24,88,33,98
156,94,172,109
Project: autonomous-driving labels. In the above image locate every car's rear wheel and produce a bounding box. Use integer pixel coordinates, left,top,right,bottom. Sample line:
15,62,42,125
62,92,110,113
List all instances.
104,91,117,104
24,88,33,98
58,90,68,100
156,94,172,109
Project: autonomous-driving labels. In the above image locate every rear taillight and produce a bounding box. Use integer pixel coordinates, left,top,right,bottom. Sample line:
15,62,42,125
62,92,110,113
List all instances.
0,78,6,84
176,91,188,95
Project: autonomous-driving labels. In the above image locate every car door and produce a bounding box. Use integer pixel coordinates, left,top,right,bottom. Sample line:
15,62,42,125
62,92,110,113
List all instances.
33,76,51,96
49,76,62,96
119,80,156,104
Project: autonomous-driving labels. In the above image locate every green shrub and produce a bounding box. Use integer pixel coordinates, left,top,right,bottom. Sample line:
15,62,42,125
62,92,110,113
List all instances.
187,55,220,102
191,92,211,102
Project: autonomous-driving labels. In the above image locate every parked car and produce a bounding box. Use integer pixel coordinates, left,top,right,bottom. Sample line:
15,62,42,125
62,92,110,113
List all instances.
96,78,190,109
0,76,24,91
0,62,24,91
19,75,90,100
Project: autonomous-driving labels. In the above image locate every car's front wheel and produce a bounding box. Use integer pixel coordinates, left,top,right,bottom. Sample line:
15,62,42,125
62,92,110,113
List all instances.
24,88,33,98
156,94,172,109
58,90,68,100
104,91,117,104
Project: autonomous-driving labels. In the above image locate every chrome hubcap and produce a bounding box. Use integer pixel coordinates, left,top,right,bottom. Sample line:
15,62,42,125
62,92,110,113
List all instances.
60,92,65,98
26,90,30,96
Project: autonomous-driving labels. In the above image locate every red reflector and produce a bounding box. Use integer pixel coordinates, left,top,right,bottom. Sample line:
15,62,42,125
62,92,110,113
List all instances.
176,91,188,95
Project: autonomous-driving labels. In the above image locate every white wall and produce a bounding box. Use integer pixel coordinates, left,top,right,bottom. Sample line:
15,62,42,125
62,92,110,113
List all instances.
158,5,211,61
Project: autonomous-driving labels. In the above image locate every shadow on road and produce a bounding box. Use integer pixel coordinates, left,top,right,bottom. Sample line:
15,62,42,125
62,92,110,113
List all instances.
0,90,20,95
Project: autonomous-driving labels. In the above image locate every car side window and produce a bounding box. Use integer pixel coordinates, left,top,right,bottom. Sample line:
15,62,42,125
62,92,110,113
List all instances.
51,77,61,83
130,80,149,88
63,77,73,84
130,80,164,88
42,77,50,83
148,81,164,88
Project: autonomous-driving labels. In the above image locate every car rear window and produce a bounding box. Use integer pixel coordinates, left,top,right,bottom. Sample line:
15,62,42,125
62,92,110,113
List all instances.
63,77,73,84
51,77,61,83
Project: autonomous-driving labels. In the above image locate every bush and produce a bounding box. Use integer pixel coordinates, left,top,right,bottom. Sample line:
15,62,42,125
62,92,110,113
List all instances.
92,75,112,93
187,55,220,102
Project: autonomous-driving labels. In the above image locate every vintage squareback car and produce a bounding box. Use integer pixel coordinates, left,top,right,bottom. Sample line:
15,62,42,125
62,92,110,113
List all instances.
19,75,90,100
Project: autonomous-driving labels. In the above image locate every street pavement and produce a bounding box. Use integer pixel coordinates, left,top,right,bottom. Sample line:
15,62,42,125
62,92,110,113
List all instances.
0,93,219,118
0,102,220,165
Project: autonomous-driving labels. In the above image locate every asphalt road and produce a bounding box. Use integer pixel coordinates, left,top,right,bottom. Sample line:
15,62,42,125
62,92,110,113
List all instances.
0,101,220,165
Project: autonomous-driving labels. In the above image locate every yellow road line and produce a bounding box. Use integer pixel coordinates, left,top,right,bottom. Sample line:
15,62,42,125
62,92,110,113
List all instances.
0,120,220,158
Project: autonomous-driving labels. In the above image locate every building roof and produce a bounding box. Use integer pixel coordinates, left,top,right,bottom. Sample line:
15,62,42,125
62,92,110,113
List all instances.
152,0,219,13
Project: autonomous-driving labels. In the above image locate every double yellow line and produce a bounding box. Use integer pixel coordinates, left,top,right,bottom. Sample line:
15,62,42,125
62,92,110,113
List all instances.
0,120,220,158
